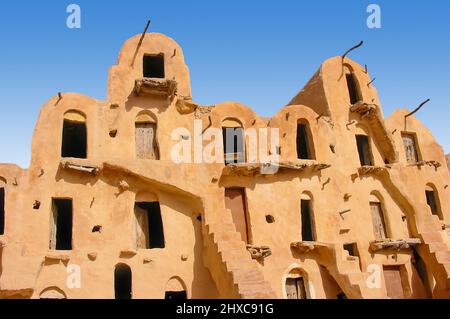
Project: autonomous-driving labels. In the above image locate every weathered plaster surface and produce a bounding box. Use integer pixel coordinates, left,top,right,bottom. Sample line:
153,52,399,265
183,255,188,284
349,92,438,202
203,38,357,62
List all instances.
0,33,449,299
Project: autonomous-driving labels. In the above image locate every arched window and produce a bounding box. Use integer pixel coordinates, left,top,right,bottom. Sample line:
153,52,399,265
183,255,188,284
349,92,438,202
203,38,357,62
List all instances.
135,111,159,160
39,287,67,299
222,118,245,164
425,184,443,220
284,268,309,299
165,277,187,299
300,193,315,241
115,264,132,299
369,193,389,240
61,110,87,158
344,65,362,105
0,177,5,235
296,120,315,160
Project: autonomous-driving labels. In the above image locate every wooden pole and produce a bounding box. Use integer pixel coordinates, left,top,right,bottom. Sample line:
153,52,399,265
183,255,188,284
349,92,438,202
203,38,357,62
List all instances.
131,20,151,67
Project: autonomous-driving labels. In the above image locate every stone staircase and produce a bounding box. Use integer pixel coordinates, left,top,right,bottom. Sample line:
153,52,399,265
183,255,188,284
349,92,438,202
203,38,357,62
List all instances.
202,210,276,299
417,230,450,296
314,243,384,299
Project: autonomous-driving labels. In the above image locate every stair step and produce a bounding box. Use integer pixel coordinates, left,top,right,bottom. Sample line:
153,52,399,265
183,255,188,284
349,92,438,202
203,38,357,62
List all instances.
435,251,450,263
232,269,265,282
428,242,448,253
421,232,444,243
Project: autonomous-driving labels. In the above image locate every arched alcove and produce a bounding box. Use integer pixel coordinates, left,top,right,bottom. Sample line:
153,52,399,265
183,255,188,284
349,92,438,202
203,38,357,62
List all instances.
165,276,187,299
62,110,87,159
425,183,443,220
296,119,315,160
300,192,315,241
222,118,245,164
115,263,132,299
39,287,67,299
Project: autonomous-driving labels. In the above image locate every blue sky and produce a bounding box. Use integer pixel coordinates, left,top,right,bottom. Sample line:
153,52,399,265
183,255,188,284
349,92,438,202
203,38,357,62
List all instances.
0,0,449,168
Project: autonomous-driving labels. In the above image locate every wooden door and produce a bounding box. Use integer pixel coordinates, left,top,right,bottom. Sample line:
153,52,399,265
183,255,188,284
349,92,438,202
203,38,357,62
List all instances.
402,134,418,163
370,202,388,240
135,123,158,159
286,278,307,299
384,266,405,299
134,205,149,249
225,188,249,243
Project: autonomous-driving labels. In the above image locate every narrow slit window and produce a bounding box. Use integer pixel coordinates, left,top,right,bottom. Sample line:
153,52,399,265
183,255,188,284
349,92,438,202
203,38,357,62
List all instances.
50,199,73,250
356,135,373,166
61,118,87,159
402,133,420,163
115,264,132,299
296,123,314,160
0,187,5,235
346,73,361,105
222,127,245,165
301,199,315,241
425,188,442,220
134,202,165,249
286,277,307,299
143,54,165,78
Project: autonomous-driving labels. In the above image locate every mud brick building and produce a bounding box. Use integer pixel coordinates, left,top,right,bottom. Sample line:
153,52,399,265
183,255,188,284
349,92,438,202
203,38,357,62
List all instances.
0,32,449,299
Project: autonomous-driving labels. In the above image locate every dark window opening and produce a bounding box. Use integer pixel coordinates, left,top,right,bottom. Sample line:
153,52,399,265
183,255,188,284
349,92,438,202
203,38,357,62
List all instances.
165,291,187,299
286,277,307,299
356,135,373,166
222,127,245,164
301,199,315,241
143,54,165,78
402,133,420,163
337,292,347,299
296,123,314,160
135,202,165,249
115,264,132,300
344,243,358,257
426,190,442,219
0,187,5,235
61,120,87,158
346,73,361,105
50,199,73,250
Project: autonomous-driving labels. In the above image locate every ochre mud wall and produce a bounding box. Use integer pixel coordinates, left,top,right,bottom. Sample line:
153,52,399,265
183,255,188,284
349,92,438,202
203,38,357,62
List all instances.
0,33,449,299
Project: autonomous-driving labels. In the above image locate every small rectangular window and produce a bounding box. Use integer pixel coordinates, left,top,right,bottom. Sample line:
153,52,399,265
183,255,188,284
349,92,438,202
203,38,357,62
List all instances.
143,54,165,78
0,187,5,235
134,202,165,249
301,199,315,241
344,243,358,257
61,120,87,159
296,124,313,160
356,135,373,166
50,199,73,250
402,133,420,163
222,127,245,164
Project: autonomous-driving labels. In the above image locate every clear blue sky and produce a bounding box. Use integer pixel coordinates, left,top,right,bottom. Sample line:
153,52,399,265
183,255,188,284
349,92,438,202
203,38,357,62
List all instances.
0,0,449,168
